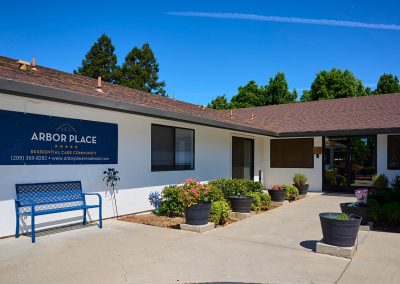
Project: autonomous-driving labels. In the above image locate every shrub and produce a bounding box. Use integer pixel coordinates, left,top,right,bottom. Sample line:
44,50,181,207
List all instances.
207,178,263,199
210,200,231,225
293,173,307,186
381,202,400,225
325,171,337,185
156,185,184,217
284,185,299,201
207,185,225,202
260,192,271,210
367,199,380,222
248,192,262,212
178,178,210,208
372,174,389,190
391,175,400,191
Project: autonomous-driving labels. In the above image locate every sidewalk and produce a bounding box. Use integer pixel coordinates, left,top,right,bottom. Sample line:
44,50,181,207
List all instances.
0,193,398,283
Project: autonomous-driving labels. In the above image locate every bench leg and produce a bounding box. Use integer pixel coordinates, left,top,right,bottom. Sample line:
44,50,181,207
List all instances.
15,214,20,238
31,213,35,243
83,209,87,225
99,204,103,229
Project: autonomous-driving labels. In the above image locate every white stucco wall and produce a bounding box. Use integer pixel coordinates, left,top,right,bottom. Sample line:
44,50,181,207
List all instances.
377,134,400,185
0,92,268,238
263,137,323,191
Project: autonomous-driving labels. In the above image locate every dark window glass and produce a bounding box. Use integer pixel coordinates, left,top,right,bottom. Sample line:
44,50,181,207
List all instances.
232,137,254,180
151,124,194,171
388,135,400,170
270,138,314,168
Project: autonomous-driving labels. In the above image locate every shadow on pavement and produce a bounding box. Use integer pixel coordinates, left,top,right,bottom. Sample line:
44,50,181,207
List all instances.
300,240,318,252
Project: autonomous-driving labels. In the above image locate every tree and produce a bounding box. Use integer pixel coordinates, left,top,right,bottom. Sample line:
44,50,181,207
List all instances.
301,68,366,101
74,34,118,83
231,80,266,108
207,94,231,109
376,73,400,94
265,72,296,105
119,43,167,96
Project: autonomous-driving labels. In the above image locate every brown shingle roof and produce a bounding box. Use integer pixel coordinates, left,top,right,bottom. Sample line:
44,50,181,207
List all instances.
0,56,399,136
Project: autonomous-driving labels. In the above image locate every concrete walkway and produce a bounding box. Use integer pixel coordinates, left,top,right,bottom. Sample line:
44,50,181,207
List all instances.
0,193,399,283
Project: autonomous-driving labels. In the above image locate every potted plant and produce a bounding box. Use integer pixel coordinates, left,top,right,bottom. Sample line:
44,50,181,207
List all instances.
293,173,309,196
268,185,286,202
179,178,211,225
103,168,120,218
319,213,361,247
228,193,253,213
340,202,370,225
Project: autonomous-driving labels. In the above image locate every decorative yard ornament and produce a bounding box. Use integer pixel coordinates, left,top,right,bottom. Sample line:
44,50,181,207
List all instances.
103,168,120,218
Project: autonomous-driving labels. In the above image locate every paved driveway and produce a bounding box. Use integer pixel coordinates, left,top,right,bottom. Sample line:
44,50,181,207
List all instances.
0,193,399,283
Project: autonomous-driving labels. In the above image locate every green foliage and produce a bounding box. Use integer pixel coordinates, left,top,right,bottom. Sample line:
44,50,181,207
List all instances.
209,200,231,225
372,174,389,190
260,192,271,210
265,72,296,105
336,213,350,221
376,73,400,94
301,68,366,101
381,202,400,225
178,179,210,208
74,34,118,83
156,185,184,217
231,80,266,108
324,170,337,185
119,43,167,96
293,173,307,186
391,175,400,191
207,95,231,110
284,185,299,201
207,185,225,202
247,192,262,212
367,199,380,222
207,179,263,199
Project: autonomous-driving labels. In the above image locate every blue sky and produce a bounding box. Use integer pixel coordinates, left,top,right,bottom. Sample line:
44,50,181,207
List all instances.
1,1,399,105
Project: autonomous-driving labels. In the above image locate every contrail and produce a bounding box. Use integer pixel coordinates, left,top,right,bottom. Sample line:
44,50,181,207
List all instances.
167,11,400,31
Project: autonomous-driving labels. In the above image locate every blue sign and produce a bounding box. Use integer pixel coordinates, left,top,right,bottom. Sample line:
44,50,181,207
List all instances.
0,109,118,165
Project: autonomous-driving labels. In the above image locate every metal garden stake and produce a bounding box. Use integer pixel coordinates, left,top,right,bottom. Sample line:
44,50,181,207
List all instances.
103,168,120,218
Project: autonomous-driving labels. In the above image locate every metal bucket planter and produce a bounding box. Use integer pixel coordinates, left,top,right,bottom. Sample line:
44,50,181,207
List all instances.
268,189,287,202
340,203,370,225
294,184,309,196
184,203,211,225
319,213,361,247
228,196,253,213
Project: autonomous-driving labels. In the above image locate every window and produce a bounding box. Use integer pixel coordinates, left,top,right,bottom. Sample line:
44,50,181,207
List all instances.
151,124,194,171
270,138,314,168
232,136,254,180
388,135,400,170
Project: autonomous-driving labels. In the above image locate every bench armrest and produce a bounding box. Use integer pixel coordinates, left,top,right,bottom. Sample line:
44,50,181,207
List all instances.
83,193,102,205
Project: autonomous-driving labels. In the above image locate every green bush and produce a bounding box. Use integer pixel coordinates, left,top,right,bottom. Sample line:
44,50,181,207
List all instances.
260,192,271,210
381,202,400,225
207,184,225,202
325,170,337,185
391,175,400,191
284,185,299,201
248,192,262,212
372,174,389,190
156,185,184,217
367,198,380,222
293,173,307,186
209,200,231,225
207,178,263,199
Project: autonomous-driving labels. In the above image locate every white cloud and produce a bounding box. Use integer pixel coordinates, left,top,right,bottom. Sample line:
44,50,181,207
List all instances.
167,12,400,31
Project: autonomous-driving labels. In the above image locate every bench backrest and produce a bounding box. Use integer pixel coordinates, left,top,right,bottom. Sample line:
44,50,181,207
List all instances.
16,181,84,207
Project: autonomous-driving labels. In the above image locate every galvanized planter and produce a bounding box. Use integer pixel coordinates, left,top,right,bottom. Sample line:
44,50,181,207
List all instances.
268,189,287,202
228,195,253,213
340,203,370,225
184,203,211,225
319,212,361,247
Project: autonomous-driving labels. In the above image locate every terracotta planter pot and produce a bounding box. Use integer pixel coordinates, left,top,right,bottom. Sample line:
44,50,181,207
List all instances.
228,195,253,213
294,184,309,196
268,189,286,202
184,203,211,225
319,212,361,247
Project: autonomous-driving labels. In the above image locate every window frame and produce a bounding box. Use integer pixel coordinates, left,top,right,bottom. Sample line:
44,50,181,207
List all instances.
387,135,400,170
270,138,314,169
151,124,195,172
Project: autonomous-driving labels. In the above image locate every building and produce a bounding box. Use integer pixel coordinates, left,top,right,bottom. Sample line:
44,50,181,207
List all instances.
0,56,399,237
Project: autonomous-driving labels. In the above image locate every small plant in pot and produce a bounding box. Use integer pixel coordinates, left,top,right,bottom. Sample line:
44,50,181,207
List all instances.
228,193,253,213
340,202,371,225
293,173,309,196
178,178,211,226
319,212,361,247
268,185,286,202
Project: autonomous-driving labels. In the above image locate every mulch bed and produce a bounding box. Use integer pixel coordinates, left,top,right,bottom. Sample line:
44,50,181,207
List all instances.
119,201,286,229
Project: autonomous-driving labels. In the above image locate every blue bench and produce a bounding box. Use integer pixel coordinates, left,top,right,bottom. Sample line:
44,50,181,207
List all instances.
15,181,102,243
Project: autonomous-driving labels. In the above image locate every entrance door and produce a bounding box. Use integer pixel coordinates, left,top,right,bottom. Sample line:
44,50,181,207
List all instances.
323,136,376,192
232,136,254,180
